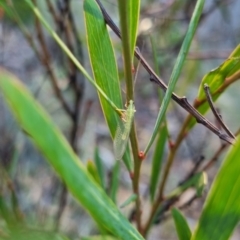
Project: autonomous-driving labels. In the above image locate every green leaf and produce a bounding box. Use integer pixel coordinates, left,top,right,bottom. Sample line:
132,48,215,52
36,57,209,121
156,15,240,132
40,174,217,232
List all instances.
197,45,240,101
120,194,137,208
110,161,120,204
5,226,68,240
150,123,168,201
0,0,34,25
94,147,106,189
82,236,118,240
117,0,134,101
149,36,168,202
84,0,123,138
191,135,240,240
144,0,205,154
195,172,207,197
84,0,132,171
87,160,102,187
0,69,144,240
188,45,240,129
25,0,132,171
150,35,161,76
24,0,120,115
165,173,204,199
128,0,140,59
0,195,17,225
172,208,192,240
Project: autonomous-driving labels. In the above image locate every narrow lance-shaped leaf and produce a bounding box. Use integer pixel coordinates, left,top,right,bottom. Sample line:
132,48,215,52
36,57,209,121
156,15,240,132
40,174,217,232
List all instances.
86,160,102,187
82,236,118,240
191,135,240,240
120,194,137,208
0,195,17,225
150,123,168,201
198,46,240,101
110,161,120,204
94,147,106,189
149,36,169,201
84,0,133,171
0,69,144,240
24,0,120,117
172,208,192,240
6,226,69,240
188,44,240,130
165,172,205,199
128,0,140,60
117,0,134,101
84,0,122,138
144,0,205,154
0,0,34,24
24,0,133,170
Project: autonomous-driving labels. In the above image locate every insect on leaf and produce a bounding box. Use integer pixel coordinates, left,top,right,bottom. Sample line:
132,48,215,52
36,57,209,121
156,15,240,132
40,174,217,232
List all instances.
113,100,135,161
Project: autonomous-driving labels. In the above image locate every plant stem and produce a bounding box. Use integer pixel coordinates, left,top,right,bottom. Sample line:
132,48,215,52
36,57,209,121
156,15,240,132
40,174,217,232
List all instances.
117,0,134,102
129,124,142,231
202,128,240,171
117,0,142,230
204,84,235,139
32,0,74,118
95,0,233,146
142,117,188,236
144,0,205,154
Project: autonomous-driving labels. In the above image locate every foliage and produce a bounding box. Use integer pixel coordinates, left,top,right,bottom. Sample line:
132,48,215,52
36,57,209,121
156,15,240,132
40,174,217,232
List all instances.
0,0,240,239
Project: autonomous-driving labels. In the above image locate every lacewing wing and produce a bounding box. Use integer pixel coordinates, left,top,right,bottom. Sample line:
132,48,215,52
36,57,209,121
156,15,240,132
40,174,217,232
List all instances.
114,100,135,160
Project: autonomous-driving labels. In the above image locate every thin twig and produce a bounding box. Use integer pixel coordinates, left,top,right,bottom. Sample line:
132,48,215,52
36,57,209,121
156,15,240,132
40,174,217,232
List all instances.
57,0,84,133
0,161,23,222
143,127,239,228
179,155,205,186
46,0,60,27
95,0,234,145
6,2,42,62
150,194,199,225
202,128,240,171
95,0,236,235
53,0,85,229
202,143,227,171
179,194,198,210
142,118,206,235
155,128,240,225
129,125,142,231
94,0,143,230
204,84,235,139
32,0,74,119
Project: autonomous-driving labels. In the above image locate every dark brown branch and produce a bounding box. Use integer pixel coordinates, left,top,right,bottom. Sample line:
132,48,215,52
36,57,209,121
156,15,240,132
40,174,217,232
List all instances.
55,0,85,153
95,0,234,145
204,83,235,139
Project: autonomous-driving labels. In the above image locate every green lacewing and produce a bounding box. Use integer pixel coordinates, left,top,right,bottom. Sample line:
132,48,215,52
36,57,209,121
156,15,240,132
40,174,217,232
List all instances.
114,100,135,160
